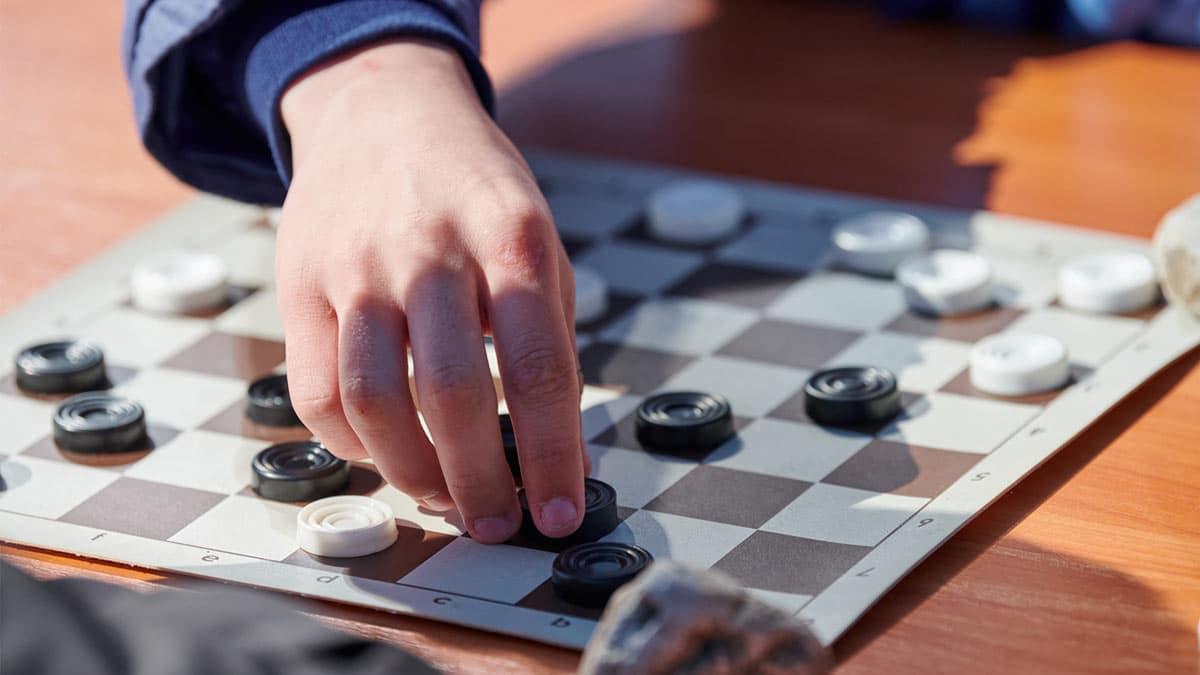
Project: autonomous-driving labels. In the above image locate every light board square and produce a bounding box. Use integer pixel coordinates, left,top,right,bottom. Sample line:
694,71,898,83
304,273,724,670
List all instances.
766,273,908,331
215,288,285,341
0,455,119,519
586,444,695,509
600,297,759,356
761,483,929,547
988,253,1059,308
124,429,268,494
828,331,972,393
169,494,301,561
657,355,809,417
880,392,1039,454
115,367,246,430
546,190,642,239
369,484,467,536
705,418,873,482
400,538,558,603
1,394,56,455
572,241,704,295
580,393,642,440
601,509,754,568
1004,306,1145,367
80,307,210,368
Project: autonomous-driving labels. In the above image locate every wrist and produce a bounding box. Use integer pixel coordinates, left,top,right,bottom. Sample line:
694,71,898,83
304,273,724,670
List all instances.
281,40,479,163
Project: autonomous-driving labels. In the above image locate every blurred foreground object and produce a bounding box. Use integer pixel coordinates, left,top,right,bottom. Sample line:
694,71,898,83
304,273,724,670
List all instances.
1154,194,1200,314
579,562,831,675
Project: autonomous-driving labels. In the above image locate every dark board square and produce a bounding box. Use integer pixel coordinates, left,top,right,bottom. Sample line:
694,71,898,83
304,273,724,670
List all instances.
517,579,605,621
885,306,1024,343
21,423,179,472
163,332,285,380
716,319,860,370
939,364,1091,406
283,525,455,583
667,262,801,309
199,400,315,444
60,476,224,540
575,292,640,333
643,465,811,529
768,390,923,436
589,409,752,458
560,235,592,258
579,342,695,394
821,440,981,498
713,531,871,596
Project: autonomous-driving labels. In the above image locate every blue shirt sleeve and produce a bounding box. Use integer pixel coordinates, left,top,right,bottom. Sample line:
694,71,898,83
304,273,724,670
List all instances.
123,0,490,206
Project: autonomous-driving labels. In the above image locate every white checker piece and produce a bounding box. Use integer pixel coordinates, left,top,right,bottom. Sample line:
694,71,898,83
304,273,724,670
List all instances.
0,455,118,519
602,510,753,568
170,494,300,561
600,297,758,356
124,430,270,494
0,394,56,455
1004,306,1145,368
401,538,557,603
115,368,245,430
766,273,908,331
214,288,286,341
717,218,833,274
586,444,694,509
705,418,872,483
572,241,704,295
80,307,210,368
829,331,972,393
657,355,810,417
881,392,1039,455
546,190,643,239
762,483,929,547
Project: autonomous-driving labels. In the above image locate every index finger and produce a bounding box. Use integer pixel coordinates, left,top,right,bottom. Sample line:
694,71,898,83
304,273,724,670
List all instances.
484,223,585,539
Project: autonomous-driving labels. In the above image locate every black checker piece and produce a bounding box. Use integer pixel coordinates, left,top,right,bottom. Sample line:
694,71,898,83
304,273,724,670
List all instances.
245,374,302,427
16,340,107,394
636,391,734,456
53,392,146,454
519,478,619,546
552,541,653,607
804,366,901,428
251,441,350,502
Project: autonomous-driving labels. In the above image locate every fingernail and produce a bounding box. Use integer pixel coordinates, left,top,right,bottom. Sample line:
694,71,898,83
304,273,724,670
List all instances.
472,515,518,543
538,497,580,535
425,494,455,512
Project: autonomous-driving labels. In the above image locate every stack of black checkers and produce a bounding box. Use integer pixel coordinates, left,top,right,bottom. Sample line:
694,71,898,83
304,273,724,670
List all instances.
635,391,734,455
519,478,619,545
551,542,653,607
53,391,147,454
803,366,901,427
245,374,303,427
499,413,521,484
251,441,350,501
15,340,107,394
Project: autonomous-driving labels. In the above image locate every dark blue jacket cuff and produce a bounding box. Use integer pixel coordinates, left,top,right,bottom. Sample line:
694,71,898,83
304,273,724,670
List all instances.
244,0,494,187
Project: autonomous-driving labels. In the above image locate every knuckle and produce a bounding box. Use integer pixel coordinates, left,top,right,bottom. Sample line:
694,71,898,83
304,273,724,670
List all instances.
518,438,576,470
289,387,342,424
444,467,494,497
506,346,577,402
420,363,491,409
340,372,404,419
489,205,553,282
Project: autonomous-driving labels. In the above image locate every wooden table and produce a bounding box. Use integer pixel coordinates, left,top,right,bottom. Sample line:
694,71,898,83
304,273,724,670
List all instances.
3,1,1199,672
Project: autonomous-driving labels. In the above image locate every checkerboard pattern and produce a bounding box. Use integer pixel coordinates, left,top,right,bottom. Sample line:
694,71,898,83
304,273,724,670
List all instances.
0,152,1189,650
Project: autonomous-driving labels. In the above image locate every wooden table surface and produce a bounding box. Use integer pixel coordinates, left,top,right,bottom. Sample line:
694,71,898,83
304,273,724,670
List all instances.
3,1,1199,673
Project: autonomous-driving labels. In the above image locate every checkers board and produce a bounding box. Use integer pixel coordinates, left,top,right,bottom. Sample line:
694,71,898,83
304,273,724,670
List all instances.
1,151,1198,650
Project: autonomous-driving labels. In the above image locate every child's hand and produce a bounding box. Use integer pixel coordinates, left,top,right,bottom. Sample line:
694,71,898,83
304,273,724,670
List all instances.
277,40,586,544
